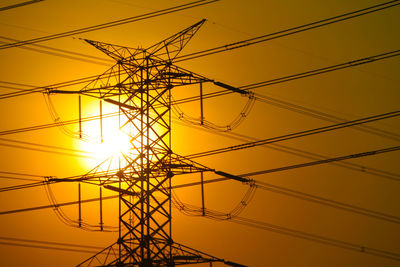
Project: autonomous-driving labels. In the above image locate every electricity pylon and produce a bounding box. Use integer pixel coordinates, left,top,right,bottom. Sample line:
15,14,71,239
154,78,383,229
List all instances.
50,19,248,266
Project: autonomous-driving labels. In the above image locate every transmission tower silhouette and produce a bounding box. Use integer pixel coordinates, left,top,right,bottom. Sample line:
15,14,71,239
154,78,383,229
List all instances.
50,19,248,267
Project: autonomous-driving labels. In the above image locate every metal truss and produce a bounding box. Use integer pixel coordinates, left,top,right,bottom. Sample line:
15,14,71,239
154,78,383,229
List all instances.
50,20,247,267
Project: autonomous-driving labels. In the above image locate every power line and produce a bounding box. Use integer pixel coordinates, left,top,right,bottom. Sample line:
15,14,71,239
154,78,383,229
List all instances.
0,0,219,50
0,0,396,64
171,199,400,261
0,99,397,182
173,146,400,224
1,142,398,194
254,181,400,224
0,36,112,66
0,137,93,154
226,215,400,262
0,81,38,88
0,36,112,63
0,194,117,215
0,108,396,182
0,138,95,159
174,0,400,62
0,171,46,178
243,146,400,179
175,177,400,226
0,142,95,159
0,236,103,250
1,47,398,135
0,241,100,254
1,117,397,186
175,145,400,190
0,176,41,182
0,0,44,12
2,143,399,224
0,181,47,193
0,72,114,100
253,93,400,142
241,50,400,90
0,2,399,100
0,168,117,193
0,111,118,136
2,191,399,262
3,45,398,130
175,120,400,181
0,0,395,68
1,2,396,264
186,110,400,159
173,49,400,107
173,174,400,224
1,41,398,102
173,87,400,143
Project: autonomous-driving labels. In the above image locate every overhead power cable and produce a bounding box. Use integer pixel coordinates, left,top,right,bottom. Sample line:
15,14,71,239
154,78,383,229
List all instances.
174,119,400,181
0,236,103,250
1,192,399,262
0,81,38,89
1,116,397,184
186,110,400,159
0,168,119,193
0,171,45,182
0,112,118,136
173,88,400,142
175,0,400,62
0,36,113,66
252,93,400,141
172,201,400,261
254,180,400,224
175,145,400,190
174,49,400,107
173,174,400,224
3,44,398,129
244,146,400,178
0,137,93,155
0,176,41,182
0,194,118,215
1,42,399,102
0,138,95,159
0,142,92,159
0,0,399,100
2,143,399,223
224,214,400,261
0,71,118,100
0,241,101,254
240,50,400,90
173,146,400,224
0,108,397,182
0,181,48,193
0,0,44,12
0,171,45,178
0,47,398,137
0,0,395,75
0,0,220,50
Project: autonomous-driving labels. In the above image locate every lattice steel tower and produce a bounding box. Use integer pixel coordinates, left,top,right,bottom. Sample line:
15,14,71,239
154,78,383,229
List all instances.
51,20,247,267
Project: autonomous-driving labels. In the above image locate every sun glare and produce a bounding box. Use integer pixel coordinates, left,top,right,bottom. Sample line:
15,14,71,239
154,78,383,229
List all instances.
93,127,131,158
76,98,168,173
77,101,132,169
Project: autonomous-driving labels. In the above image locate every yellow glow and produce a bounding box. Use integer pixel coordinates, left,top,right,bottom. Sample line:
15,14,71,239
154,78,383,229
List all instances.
77,101,132,169
84,126,131,159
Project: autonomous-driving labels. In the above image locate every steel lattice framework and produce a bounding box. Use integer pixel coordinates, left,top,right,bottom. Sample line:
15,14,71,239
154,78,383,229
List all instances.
50,20,247,266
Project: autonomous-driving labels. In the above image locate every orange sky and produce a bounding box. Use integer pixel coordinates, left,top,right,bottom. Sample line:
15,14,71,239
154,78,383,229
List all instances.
0,0,399,266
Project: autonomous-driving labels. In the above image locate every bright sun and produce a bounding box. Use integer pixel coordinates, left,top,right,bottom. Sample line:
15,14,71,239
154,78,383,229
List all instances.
77,100,132,169
86,126,131,158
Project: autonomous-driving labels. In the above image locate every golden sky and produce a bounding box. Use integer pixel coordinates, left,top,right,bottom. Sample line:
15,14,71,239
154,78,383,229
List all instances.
0,0,399,266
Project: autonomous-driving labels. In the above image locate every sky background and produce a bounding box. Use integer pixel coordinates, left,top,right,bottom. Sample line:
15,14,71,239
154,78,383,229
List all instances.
0,0,399,266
